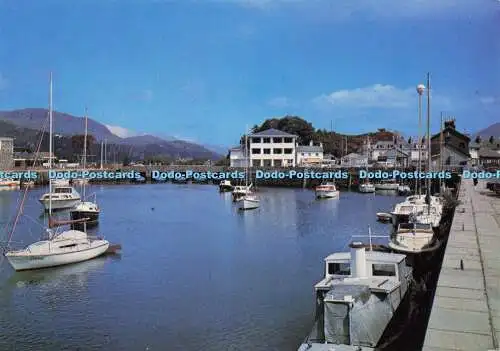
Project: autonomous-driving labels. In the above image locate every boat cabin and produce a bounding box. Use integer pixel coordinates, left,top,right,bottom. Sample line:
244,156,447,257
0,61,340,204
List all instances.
397,222,433,233
40,187,80,200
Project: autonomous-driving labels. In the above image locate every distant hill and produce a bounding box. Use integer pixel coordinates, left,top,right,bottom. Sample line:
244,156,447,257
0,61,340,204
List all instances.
0,108,222,160
474,122,500,138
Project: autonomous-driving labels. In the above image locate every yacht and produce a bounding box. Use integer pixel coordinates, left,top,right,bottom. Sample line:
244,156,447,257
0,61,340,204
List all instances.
299,242,412,350
374,179,399,191
237,130,259,210
219,180,233,192
359,182,376,193
232,184,251,202
39,186,81,211
388,222,435,253
390,195,442,229
315,182,340,199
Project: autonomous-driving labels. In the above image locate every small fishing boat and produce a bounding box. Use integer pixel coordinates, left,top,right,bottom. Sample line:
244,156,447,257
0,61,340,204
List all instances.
359,182,376,193
315,182,340,199
219,179,233,192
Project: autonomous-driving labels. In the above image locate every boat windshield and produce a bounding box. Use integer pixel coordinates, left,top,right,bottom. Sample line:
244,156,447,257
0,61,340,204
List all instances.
399,223,431,230
54,187,72,194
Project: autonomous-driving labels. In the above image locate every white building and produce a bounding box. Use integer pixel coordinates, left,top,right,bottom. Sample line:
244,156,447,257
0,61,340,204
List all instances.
229,146,248,167
297,140,323,166
248,128,298,167
341,152,369,167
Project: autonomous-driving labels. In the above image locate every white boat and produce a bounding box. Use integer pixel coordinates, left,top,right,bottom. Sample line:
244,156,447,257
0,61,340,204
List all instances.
219,179,233,192
359,182,375,193
232,184,251,202
410,206,441,228
376,212,392,222
238,193,260,210
374,179,399,191
39,186,81,210
70,109,99,226
53,179,70,186
299,242,412,350
391,195,442,228
5,229,109,271
4,73,109,271
22,180,35,187
0,179,20,188
388,222,435,253
73,178,89,185
315,182,340,199
237,129,259,210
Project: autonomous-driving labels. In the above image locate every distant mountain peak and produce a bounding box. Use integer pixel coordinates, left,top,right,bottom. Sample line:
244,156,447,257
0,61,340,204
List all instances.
474,122,500,138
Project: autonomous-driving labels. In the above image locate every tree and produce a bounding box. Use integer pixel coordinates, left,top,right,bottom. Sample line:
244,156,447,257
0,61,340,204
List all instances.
489,136,494,144
122,156,131,166
71,134,96,159
408,137,412,144
475,136,481,144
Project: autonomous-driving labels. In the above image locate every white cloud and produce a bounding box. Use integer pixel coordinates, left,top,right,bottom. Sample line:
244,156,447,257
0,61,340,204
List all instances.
105,125,138,138
313,83,451,109
222,0,490,19
268,96,291,108
0,73,8,90
480,96,497,105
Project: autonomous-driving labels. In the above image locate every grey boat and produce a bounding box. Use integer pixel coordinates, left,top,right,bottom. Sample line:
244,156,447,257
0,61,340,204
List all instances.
298,242,412,350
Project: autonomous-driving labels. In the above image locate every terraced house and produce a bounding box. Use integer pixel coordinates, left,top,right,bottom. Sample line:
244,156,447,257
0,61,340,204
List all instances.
0,137,14,169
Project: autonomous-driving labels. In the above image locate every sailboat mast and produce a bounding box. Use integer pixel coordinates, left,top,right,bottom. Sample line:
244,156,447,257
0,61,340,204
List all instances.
426,72,431,214
48,72,53,216
245,128,249,188
100,141,104,170
83,108,88,198
440,112,443,191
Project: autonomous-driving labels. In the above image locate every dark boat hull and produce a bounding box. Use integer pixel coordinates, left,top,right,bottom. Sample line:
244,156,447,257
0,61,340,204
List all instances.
70,210,99,228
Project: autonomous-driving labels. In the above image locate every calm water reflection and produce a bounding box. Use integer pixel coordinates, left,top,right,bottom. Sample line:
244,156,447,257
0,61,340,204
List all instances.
0,184,404,350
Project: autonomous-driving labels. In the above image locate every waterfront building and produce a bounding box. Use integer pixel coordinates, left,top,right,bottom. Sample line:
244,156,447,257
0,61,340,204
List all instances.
340,152,369,167
229,146,248,168
296,140,323,166
14,151,56,168
469,136,500,167
430,119,470,169
248,128,298,167
0,137,14,169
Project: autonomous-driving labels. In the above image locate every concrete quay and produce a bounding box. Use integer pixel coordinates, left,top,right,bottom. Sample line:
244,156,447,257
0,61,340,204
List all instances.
423,178,500,351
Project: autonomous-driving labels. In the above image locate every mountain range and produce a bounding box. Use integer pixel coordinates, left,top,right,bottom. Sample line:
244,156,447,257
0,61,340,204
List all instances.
0,108,222,160
474,122,500,138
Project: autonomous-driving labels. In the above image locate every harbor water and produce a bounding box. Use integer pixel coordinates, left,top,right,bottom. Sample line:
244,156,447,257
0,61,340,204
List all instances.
0,184,406,350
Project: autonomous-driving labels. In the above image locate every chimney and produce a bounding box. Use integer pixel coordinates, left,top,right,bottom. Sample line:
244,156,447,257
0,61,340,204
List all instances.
349,242,367,278
309,140,314,146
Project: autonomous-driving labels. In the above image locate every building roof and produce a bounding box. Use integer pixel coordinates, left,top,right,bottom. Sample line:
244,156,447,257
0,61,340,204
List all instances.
478,148,500,158
431,127,470,142
250,128,297,137
297,145,323,153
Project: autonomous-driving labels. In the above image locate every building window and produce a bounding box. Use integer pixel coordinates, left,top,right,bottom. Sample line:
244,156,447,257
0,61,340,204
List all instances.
251,137,261,143
459,142,465,148
301,152,305,156
274,159,283,167
284,148,293,154
252,148,261,154
273,148,282,154
273,137,282,143
262,137,270,143
284,137,293,143
263,148,271,154
315,153,319,156
252,160,261,167
263,160,272,167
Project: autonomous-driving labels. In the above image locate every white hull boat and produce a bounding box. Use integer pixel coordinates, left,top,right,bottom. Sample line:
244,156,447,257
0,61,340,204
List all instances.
376,212,392,222
53,179,70,186
73,178,89,185
359,183,375,193
315,183,340,199
389,223,435,253
374,181,399,191
238,195,260,210
5,230,109,271
39,186,81,211
0,179,20,188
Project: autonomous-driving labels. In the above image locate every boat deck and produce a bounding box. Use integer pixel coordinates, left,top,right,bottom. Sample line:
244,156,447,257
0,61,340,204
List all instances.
315,276,401,294
422,179,500,351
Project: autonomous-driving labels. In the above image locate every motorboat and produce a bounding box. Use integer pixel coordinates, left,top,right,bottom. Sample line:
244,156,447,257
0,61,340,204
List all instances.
219,180,233,192
70,200,100,227
53,179,70,186
315,182,340,199
359,182,376,193
390,195,442,229
0,179,20,188
397,185,411,195
374,179,399,191
388,222,435,253
238,193,260,210
39,186,81,211
376,212,392,222
299,242,412,350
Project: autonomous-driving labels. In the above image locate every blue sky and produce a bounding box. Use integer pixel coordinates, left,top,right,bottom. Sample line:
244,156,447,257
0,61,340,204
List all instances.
0,0,498,147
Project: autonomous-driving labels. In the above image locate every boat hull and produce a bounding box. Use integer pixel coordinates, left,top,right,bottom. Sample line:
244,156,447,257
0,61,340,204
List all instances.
239,199,259,210
70,210,99,226
375,184,399,191
316,190,340,199
389,233,434,253
39,198,81,210
5,241,109,271
359,186,375,193
219,185,233,192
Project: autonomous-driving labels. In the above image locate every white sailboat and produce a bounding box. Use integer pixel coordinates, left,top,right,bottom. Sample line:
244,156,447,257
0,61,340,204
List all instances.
70,109,100,226
238,130,259,210
4,73,109,271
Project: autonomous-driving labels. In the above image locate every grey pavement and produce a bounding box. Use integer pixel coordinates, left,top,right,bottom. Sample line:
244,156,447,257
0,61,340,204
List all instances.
422,178,500,351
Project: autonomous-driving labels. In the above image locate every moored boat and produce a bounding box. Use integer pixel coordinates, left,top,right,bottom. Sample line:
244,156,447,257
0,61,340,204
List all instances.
388,222,435,253
359,182,376,193
219,179,233,192
374,179,399,191
315,182,339,199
